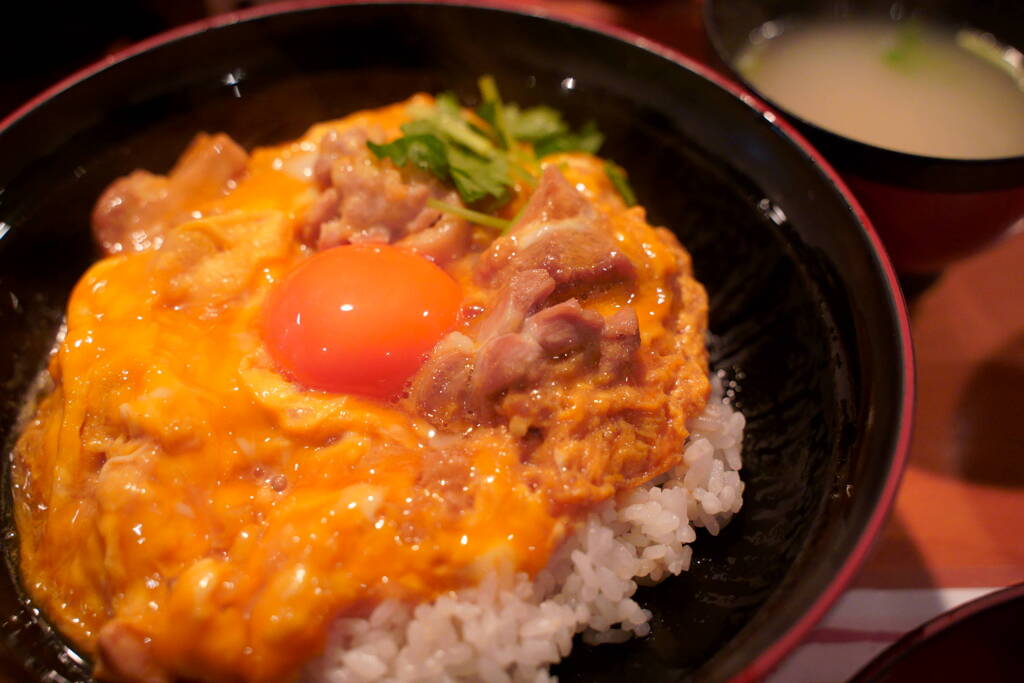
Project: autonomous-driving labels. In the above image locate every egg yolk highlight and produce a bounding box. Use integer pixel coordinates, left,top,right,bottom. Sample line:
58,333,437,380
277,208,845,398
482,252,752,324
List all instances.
262,244,461,399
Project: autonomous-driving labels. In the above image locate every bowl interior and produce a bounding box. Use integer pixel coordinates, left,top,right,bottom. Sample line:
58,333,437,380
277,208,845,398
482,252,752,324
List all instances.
0,3,908,681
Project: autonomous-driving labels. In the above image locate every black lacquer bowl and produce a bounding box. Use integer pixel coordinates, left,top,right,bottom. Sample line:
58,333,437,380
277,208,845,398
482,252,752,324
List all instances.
0,2,913,681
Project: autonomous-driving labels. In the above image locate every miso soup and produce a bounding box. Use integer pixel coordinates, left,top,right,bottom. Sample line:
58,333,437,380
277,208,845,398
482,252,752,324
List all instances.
737,18,1024,159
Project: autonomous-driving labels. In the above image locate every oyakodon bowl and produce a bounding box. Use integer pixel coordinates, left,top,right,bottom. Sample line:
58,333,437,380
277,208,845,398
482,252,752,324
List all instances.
704,0,1024,274
0,2,912,681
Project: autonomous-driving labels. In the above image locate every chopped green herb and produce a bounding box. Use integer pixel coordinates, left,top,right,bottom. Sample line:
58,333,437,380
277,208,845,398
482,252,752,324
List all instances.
534,120,604,158
427,197,511,231
367,77,607,212
434,91,463,118
369,127,512,205
367,134,448,179
604,161,637,207
418,107,497,159
504,104,569,142
883,19,923,68
477,75,512,149
446,146,510,205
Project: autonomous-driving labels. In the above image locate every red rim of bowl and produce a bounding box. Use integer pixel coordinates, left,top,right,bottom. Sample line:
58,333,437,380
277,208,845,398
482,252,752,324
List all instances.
0,1,915,681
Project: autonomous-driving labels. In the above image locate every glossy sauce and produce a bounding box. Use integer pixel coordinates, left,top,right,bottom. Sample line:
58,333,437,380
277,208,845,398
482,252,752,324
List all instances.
12,98,709,682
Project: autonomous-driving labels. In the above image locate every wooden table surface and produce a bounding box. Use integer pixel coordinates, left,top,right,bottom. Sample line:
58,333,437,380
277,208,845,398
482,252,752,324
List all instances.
857,225,1024,590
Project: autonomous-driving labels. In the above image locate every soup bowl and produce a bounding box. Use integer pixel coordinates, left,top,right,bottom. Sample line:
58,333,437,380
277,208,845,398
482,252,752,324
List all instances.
0,1,912,680
705,0,1024,274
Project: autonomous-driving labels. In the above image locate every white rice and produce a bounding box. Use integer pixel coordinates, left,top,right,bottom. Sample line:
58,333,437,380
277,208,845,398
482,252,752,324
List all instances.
304,377,745,683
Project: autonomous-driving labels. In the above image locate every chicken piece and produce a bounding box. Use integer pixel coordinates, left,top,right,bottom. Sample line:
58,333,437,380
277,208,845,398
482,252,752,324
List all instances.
471,333,543,399
476,166,636,291
522,299,604,355
409,332,476,428
300,127,470,263
598,307,641,381
475,269,556,343
92,133,248,254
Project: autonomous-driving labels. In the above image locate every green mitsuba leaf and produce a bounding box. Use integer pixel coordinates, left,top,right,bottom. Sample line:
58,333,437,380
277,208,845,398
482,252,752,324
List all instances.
366,78,605,209
447,147,510,205
534,121,604,158
504,104,569,142
367,134,449,179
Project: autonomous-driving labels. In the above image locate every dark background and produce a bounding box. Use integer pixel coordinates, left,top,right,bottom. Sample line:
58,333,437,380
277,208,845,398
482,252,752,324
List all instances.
2,1,213,120
4,0,701,122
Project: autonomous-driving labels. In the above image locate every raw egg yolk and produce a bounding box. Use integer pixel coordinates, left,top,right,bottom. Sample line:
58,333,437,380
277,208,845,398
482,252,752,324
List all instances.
262,244,461,399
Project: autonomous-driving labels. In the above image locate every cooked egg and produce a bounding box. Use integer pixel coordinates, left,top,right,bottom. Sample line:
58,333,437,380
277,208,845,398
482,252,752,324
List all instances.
13,96,712,683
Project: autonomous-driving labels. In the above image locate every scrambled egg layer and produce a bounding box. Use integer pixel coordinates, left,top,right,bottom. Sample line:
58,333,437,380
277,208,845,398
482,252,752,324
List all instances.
12,98,709,682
